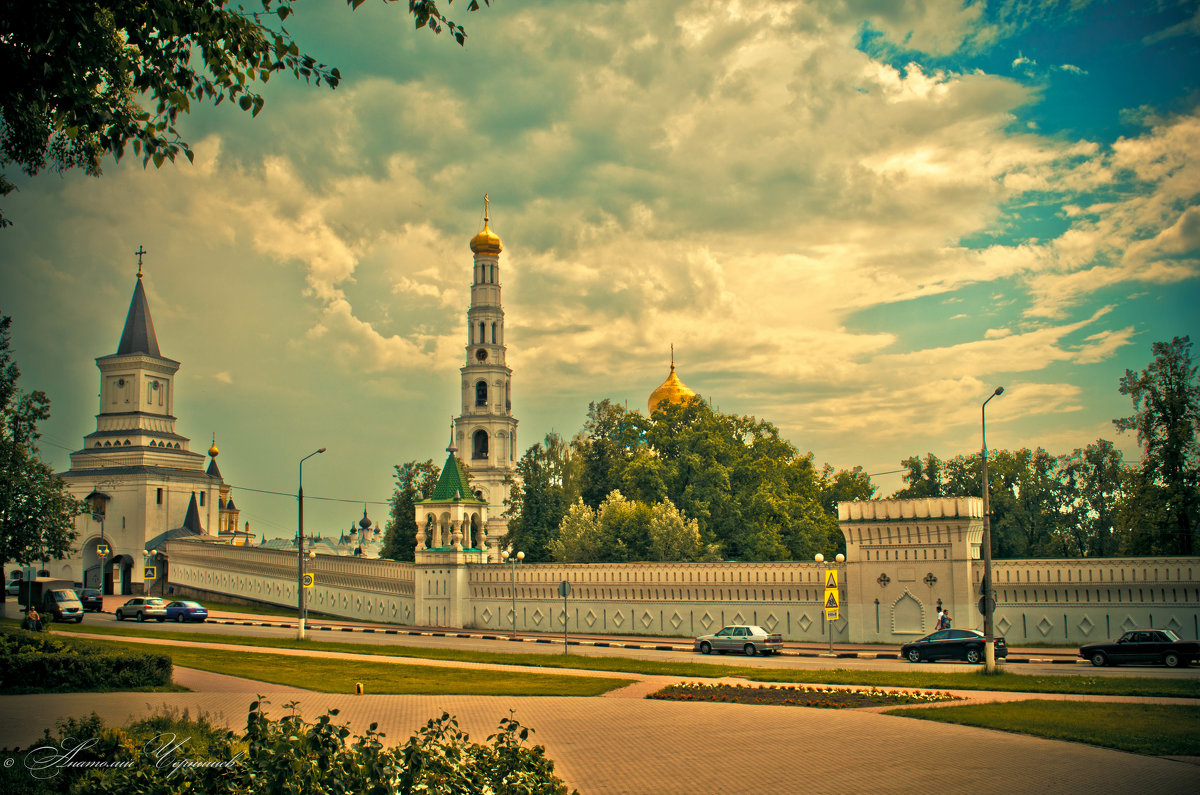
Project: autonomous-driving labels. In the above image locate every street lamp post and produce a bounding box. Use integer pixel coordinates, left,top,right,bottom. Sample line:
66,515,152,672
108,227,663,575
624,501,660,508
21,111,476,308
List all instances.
502,550,524,638
981,386,1004,673
298,448,326,640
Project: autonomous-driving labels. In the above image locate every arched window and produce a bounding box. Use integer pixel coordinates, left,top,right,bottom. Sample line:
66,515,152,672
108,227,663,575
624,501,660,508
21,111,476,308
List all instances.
491,322,497,343
473,430,489,459
475,381,488,407
478,321,486,343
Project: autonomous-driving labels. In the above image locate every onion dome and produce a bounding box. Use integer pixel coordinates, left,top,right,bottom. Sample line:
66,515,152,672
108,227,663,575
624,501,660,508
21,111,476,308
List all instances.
470,218,503,256
359,508,372,531
648,360,696,414
208,439,219,458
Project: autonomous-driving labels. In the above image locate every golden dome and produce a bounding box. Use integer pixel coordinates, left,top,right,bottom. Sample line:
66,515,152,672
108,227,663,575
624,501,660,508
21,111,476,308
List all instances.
208,439,219,457
470,219,503,255
649,362,697,414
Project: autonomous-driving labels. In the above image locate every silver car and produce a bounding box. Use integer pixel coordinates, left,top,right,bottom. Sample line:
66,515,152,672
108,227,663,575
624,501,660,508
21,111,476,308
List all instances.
115,596,168,622
694,625,784,656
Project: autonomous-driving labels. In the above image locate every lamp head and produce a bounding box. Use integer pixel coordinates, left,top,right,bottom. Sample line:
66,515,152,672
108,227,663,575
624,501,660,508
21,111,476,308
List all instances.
317,447,327,454
993,386,1004,396
814,553,824,563
516,551,525,561
835,553,845,563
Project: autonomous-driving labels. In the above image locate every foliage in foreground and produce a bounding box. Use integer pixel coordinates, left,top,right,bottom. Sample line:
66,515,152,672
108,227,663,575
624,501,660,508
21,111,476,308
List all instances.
0,626,171,694
647,681,961,709
888,699,1200,757
0,700,575,795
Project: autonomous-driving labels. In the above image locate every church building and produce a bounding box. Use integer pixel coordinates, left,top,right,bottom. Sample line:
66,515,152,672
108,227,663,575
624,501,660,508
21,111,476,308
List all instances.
55,261,241,594
452,200,518,561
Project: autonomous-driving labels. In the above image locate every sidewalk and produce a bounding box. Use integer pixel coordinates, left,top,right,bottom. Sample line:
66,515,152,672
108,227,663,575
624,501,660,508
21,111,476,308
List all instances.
1,635,1197,794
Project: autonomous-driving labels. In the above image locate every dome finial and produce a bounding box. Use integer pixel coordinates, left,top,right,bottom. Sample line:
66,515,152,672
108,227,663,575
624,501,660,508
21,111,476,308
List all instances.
134,244,146,279
649,347,696,414
484,193,489,224
208,434,219,458
470,196,503,255
447,420,457,454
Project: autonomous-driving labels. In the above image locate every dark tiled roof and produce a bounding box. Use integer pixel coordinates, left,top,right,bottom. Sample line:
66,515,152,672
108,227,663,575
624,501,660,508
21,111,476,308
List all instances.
424,451,485,504
117,277,161,356
182,493,204,533
206,458,222,477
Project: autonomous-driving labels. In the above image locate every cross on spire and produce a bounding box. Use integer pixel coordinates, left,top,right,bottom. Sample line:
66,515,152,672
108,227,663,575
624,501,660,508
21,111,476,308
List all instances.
483,193,489,223
134,245,147,278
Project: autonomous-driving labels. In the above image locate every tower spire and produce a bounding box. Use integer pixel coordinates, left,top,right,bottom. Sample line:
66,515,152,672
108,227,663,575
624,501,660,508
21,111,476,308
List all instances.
117,268,161,357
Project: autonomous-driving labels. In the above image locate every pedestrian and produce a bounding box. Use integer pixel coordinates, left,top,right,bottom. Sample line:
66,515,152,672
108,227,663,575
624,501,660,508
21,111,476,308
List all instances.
942,611,952,629
935,606,944,630
23,605,42,632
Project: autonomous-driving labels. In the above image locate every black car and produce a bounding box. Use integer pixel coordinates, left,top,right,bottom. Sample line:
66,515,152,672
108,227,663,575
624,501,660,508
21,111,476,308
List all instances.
77,588,103,612
901,628,1008,664
1079,629,1199,668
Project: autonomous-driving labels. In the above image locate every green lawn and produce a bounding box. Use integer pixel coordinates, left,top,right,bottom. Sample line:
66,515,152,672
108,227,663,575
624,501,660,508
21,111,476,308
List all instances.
888,700,1200,756
81,637,634,696
22,619,1200,698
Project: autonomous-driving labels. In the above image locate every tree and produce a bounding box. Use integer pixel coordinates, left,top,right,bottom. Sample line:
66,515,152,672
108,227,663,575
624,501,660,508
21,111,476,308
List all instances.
0,315,82,598
0,0,488,226
503,433,579,562
647,497,717,562
819,464,876,515
1114,336,1200,555
379,458,440,561
1054,440,1131,557
892,454,944,498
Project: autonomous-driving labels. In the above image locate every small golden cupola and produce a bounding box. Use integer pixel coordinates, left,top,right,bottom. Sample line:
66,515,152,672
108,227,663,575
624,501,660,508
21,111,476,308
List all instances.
648,348,697,414
470,194,503,256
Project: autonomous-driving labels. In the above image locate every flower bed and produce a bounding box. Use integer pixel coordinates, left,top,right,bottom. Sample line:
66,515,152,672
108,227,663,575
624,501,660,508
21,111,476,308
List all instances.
646,681,963,709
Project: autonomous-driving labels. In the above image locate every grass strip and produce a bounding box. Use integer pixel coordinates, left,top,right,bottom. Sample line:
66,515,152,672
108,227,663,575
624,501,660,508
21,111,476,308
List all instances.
81,637,634,696
21,619,1200,699
888,700,1200,756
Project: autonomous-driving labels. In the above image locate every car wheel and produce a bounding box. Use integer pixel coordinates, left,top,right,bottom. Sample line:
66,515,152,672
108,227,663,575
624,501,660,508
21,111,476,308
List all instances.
136,611,145,622
1090,652,1108,667
743,643,756,657
175,614,184,623
699,641,711,655
75,618,83,624
115,610,123,621
1164,652,1182,668
965,648,982,664
156,617,165,622
906,648,921,663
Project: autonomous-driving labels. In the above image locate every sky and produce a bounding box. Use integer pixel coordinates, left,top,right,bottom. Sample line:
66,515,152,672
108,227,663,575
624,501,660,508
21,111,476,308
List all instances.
2,0,1198,543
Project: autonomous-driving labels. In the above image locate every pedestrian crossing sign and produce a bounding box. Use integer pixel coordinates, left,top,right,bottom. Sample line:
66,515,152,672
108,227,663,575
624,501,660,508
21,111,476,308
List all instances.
143,566,156,579
824,569,838,589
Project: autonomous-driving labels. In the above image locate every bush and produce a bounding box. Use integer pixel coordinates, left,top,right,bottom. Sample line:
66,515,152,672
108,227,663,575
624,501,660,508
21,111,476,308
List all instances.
0,627,172,694
0,700,576,794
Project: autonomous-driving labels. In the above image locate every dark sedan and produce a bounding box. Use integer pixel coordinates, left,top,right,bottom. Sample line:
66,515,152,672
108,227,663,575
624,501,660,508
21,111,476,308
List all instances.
901,628,1008,664
164,600,208,622
77,588,103,612
1080,629,1199,668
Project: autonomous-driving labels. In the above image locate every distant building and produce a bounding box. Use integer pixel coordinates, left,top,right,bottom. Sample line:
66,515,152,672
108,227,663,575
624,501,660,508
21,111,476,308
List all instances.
55,264,241,593
648,348,697,414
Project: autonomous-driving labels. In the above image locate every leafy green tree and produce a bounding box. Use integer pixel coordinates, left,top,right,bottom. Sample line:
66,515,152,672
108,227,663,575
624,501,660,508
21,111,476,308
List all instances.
892,454,945,498
0,316,82,599
379,459,440,561
1053,439,1131,557
647,497,717,561
820,464,876,515
504,433,579,562
547,499,608,563
1114,336,1200,555
0,0,488,225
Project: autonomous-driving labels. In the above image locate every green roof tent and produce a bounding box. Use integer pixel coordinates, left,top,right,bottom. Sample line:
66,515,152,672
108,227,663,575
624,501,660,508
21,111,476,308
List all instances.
416,447,487,552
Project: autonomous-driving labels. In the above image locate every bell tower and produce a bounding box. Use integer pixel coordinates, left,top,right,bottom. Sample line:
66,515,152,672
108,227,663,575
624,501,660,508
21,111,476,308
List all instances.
454,197,518,561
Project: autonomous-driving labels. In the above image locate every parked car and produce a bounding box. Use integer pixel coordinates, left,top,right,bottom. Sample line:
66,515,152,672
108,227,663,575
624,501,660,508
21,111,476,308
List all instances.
42,588,85,623
901,628,1008,664
1079,629,1199,668
164,600,208,623
694,625,784,656
77,588,104,612
115,597,168,622
5,577,19,596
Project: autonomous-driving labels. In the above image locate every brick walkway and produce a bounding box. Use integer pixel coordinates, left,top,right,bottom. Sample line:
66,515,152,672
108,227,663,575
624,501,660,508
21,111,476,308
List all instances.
2,639,1198,794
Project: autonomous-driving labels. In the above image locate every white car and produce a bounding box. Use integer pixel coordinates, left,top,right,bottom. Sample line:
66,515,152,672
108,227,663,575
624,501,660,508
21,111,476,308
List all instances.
694,625,784,656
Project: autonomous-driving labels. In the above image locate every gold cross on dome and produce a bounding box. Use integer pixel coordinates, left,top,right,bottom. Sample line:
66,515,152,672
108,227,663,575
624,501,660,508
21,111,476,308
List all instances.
134,245,147,277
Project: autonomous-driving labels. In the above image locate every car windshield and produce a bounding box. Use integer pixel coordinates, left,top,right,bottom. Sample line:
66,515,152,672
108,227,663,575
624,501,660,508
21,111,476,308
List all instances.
52,591,75,601
145,598,166,606
1162,629,1181,641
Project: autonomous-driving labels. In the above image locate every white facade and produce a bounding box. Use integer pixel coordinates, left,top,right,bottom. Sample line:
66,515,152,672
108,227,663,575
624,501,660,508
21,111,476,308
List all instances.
454,207,518,560
56,273,227,594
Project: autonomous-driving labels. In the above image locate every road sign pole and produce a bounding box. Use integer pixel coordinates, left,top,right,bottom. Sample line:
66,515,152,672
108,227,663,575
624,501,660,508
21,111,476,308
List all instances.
559,580,571,654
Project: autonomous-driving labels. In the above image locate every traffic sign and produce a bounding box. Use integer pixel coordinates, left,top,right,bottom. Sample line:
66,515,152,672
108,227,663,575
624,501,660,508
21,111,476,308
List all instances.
978,595,995,615
302,573,315,588
825,607,839,621
824,591,839,610
143,566,156,579
97,543,110,557
824,569,838,589
558,580,571,597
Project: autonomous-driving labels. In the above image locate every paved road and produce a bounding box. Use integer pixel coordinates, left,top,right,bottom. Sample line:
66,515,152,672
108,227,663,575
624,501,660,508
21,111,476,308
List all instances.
19,599,1198,680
